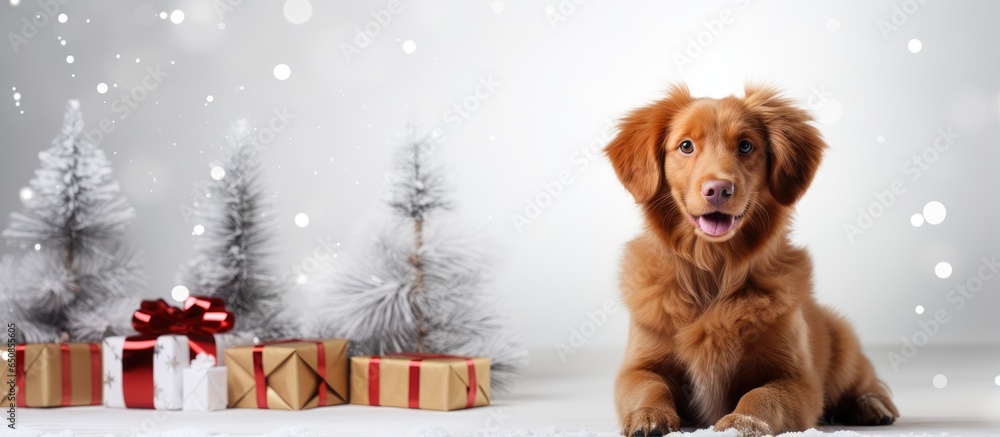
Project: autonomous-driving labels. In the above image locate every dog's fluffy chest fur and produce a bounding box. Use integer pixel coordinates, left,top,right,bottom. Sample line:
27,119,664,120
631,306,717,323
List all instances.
622,233,809,423
672,312,743,423
670,301,811,423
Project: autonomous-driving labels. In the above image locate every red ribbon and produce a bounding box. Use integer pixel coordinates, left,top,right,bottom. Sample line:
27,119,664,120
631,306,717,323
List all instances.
122,336,158,409
407,359,422,409
121,296,233,409
317,342,327,407
13,343,102,407
368,353,477,409
368,357,381,406
89,343,101,405
187,334,219,364
252,344,268,408
59,344,71,406
14,345,25,408
132,296,234,336
251,339,329,409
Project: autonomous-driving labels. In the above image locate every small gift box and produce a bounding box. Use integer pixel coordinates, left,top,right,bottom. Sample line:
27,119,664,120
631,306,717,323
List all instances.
103,296,249,410
225,339,348,410
12,343,102,408
183,353,227,411
350,354,490,411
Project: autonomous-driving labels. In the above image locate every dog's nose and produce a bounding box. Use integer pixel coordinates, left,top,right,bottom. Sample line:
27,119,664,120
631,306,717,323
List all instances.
702,179,734,206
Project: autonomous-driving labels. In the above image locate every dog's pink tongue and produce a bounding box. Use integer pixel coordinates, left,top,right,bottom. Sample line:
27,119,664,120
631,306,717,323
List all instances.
698,214,735,236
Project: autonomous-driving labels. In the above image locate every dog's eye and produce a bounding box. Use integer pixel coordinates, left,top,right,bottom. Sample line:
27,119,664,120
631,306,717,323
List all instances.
738,140,753,154
679,140,694,154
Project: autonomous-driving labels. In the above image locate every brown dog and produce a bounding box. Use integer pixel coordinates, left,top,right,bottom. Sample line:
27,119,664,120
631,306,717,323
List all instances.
606,84,898,436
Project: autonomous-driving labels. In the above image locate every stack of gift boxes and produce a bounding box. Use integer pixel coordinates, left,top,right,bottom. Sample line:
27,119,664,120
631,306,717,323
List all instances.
9,297,490,412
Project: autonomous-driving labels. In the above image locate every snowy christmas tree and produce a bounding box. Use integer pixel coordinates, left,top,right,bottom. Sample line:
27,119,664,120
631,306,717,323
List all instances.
178,120,295,339
1,100,144,343
314,128,526,391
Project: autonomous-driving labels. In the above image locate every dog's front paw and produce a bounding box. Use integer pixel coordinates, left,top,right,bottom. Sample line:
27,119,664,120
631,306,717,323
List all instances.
854,393,897,425
621,407,680,436
713,413,773,437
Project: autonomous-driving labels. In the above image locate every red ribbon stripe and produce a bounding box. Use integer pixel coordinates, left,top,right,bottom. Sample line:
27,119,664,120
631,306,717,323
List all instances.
252,344,268,408
407,359,422,409
121,336,158,409
368,357,381,406
316,341,327,407
89,343,101,405
465,358,477,408
59,343,71,406
14,345,25,408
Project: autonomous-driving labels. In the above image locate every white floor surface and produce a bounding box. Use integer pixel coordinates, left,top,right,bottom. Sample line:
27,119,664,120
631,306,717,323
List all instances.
11,346,1000,436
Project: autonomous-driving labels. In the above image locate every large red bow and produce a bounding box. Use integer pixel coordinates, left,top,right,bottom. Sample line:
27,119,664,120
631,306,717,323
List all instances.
131,296,234,335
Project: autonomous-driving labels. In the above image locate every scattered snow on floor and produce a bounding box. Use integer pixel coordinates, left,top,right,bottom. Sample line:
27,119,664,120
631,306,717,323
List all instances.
402,426,874,437
0,427,322,437
0,426,947,437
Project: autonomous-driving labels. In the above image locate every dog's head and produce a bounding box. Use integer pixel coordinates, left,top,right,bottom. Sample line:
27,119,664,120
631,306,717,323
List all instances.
606,84,825,244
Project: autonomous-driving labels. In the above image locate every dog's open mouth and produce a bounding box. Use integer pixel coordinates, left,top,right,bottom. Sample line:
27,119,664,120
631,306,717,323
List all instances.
688,210,746,237
697,212,735,236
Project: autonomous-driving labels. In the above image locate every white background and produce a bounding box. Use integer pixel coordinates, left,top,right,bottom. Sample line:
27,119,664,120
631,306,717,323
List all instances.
1,0,998,367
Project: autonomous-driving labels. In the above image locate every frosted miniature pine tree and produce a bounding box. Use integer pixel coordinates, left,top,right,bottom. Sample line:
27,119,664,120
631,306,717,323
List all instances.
178,120,295,339
315,128,526,391
2,100,144,342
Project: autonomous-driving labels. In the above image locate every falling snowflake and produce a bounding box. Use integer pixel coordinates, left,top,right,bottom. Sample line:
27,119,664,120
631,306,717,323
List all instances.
934,262,952,279
922,201,946,225
273,64,291,80
402,40,416,54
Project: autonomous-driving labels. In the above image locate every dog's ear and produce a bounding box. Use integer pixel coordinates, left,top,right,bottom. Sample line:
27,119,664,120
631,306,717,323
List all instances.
605,84,691,203
743,84,826,206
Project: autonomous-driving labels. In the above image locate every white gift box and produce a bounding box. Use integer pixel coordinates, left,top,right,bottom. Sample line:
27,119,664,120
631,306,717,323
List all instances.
103,335,187,410
183,366,228,411
103,333,250,410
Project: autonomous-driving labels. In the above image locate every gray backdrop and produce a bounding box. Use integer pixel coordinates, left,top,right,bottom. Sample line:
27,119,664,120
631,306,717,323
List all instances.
1,1,997,358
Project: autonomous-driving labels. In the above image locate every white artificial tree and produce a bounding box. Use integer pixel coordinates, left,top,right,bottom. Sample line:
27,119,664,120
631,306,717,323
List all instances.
178,120,294,339
314,128,526,391
2,100,144,343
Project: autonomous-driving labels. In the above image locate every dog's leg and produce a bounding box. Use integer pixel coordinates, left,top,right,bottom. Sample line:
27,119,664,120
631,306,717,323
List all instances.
616,366,682,437
713,375,823,436
831,358,899,425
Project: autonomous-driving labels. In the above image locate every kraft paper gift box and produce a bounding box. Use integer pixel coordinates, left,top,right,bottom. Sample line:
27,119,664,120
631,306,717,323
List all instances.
350,354,490,411
103,333,249,410
225,339,348,410
12,343,102,408
183,353,227,411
